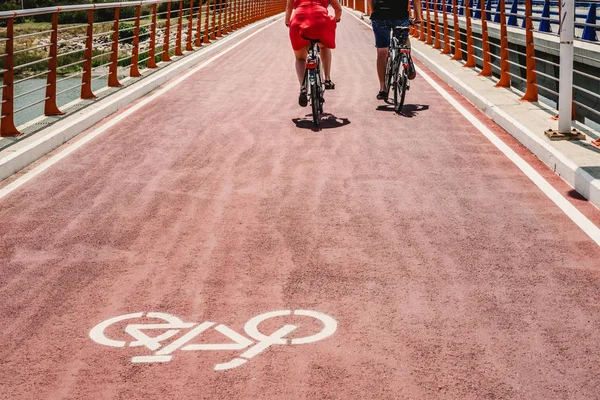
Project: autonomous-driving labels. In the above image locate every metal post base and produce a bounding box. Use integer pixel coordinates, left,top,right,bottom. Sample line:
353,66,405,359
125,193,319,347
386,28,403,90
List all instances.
544,128,586,141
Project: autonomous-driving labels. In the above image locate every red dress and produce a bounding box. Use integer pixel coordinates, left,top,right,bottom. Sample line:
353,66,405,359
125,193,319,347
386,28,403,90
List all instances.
289,0,337,51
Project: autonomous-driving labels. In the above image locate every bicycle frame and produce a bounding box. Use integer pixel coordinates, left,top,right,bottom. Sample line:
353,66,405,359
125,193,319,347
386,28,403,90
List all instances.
305,41,320,84
387,27,411,90
385,26,412,112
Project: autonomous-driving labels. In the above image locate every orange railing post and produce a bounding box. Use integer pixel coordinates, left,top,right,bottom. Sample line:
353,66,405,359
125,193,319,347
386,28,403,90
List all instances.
521,0,538,101
205,0,212,41
163,2,173,61
130,5,142,77
479,0,492,75
81,9,96,98
451,0,461,60
464,0,476,67
238,0,243,26
248,0,253,25
187,0,195,50
108,6,122,87
176,1,184,56
211,0,217,39
217,0,223,36
412,1,420,37
496,0,510,87
229,0,235,31
223,0,229,34
426,0,433,44
420,0,427,41
233,0,241,29
433,0,441,49
239,0,244,27
195,0,204,45
442,0,451,53
44,12,63,116
1,17,20,137
148,3,159,68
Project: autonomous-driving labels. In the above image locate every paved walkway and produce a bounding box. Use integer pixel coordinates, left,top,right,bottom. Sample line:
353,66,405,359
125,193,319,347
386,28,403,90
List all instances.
1,13,600,400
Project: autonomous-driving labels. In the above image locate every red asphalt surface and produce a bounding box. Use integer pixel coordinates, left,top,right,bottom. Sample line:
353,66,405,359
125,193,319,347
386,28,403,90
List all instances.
1,14,600,400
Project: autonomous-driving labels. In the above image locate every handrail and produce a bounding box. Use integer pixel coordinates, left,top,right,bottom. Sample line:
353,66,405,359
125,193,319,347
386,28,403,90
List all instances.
0,0,286,137
344,0,599,135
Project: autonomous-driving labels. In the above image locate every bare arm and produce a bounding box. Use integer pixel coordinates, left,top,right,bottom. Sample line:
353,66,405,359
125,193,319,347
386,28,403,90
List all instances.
285,0,294,25
411,0,423,23
330,0,342,21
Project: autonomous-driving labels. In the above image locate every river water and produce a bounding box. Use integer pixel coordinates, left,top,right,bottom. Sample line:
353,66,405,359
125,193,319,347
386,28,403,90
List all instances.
0,77,107,127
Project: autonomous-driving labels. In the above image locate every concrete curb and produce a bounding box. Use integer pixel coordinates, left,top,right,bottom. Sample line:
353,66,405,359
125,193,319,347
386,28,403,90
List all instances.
0,15,282,183
410,46,600,208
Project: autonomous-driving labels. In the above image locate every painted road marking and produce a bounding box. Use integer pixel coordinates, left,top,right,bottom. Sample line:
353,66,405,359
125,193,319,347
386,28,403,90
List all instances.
89,310,338,371
347,11,600,247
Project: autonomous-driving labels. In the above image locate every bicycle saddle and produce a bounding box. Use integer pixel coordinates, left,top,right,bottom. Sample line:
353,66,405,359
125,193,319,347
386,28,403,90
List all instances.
301,35,320,43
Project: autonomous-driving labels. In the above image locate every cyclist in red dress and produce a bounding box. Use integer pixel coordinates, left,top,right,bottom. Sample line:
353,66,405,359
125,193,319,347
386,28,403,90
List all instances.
286,0,342,106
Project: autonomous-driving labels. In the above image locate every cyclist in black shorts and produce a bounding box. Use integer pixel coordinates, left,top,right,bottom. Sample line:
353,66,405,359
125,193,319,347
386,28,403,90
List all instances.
368,0,422,100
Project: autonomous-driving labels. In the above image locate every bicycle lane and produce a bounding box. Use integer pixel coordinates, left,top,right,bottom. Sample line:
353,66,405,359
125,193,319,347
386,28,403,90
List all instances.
0,12,599,400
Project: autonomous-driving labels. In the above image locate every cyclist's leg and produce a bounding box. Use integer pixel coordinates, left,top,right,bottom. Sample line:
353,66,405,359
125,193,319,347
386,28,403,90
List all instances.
372,19,392,97
320,46,332,81
376,48,388,92
294,48,309,86
294,47,309,107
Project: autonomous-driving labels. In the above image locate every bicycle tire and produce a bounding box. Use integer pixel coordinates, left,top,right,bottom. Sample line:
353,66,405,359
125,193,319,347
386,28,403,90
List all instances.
311,77,320,126
317,69,324,113
392,63,398,110
394,68,407,113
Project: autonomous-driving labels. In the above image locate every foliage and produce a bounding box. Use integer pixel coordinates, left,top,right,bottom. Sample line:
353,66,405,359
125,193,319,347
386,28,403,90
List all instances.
118,22,149,44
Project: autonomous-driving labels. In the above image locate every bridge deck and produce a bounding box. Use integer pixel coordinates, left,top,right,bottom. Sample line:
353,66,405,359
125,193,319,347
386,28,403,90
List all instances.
1,14,599,400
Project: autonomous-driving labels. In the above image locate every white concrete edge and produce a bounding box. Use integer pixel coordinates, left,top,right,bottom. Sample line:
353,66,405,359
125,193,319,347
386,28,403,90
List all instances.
0,14,283,183
410,44,600,209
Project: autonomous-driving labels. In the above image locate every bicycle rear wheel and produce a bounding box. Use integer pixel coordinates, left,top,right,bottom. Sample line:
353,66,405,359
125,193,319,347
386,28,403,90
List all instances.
384,54,393,99
311,77,320,126
394,68,407,113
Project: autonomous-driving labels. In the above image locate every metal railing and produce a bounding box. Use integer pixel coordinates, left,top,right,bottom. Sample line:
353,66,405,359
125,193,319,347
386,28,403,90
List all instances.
0,0,286,137
344,0,600,136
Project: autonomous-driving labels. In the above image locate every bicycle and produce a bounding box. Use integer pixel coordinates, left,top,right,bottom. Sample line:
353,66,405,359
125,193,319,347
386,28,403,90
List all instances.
384,24,413,113
303,38,325,126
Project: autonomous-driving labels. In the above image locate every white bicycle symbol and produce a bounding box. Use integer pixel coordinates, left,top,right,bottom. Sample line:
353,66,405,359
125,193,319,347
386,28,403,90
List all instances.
89,310,337,371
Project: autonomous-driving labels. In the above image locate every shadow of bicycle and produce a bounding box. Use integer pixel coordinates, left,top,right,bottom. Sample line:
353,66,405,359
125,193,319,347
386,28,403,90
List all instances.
376,103,429,118
292,113,351,132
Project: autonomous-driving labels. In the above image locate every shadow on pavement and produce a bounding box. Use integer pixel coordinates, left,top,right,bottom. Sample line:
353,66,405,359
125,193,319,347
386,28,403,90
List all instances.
572,140,600,156
376,103,429,118
292,113,351,131
567,189,588,201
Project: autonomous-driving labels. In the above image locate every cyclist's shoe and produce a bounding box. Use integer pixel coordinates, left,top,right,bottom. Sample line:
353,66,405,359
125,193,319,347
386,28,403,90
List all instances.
299,87,308,107
408,55,417,80
377,90,387,100
324,80,335,90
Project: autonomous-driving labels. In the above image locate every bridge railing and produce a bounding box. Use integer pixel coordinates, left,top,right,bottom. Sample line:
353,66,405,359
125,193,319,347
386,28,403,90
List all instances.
0,0,285,137
344,0,600,131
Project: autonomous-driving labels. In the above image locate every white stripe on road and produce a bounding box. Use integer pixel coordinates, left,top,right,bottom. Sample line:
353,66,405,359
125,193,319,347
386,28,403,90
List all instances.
348,10,600,246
